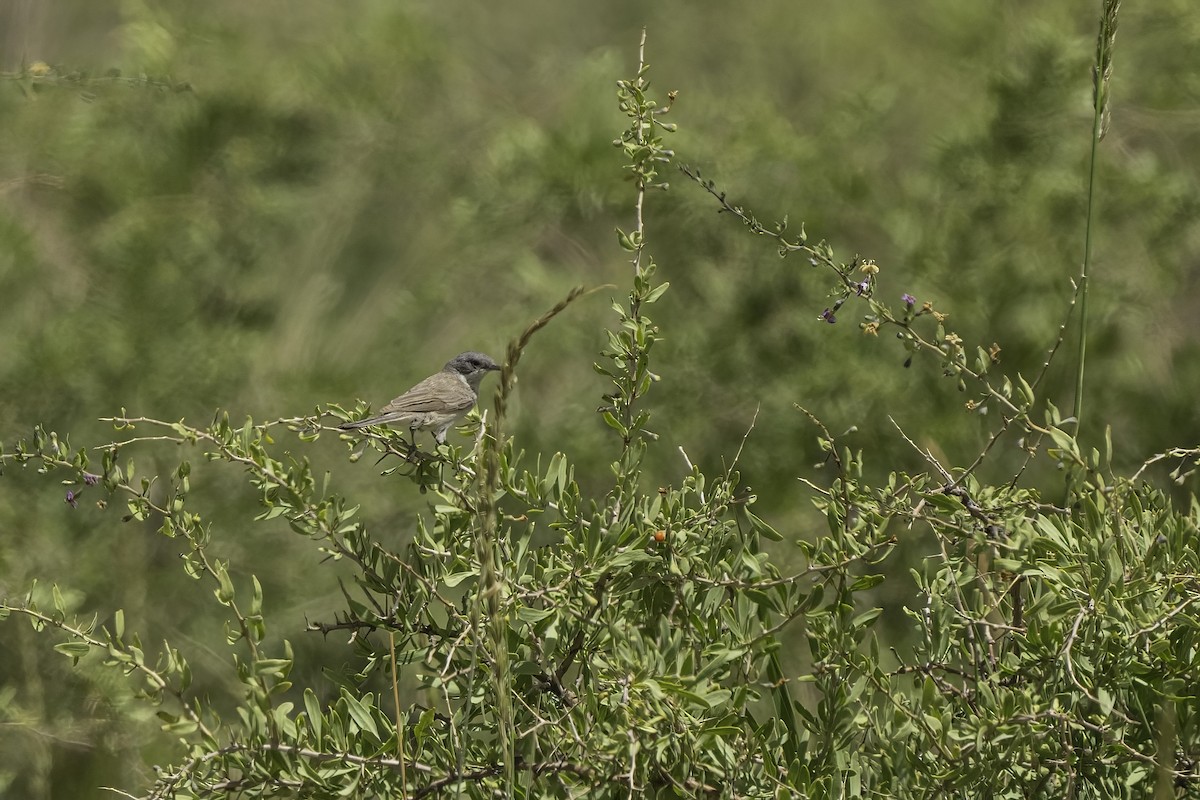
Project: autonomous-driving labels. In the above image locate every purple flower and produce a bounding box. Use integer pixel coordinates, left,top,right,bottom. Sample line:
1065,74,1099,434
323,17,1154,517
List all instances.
83,472,99,486
820,308,837,324
856,279,870,296
902,293,916,307
65,490,78,509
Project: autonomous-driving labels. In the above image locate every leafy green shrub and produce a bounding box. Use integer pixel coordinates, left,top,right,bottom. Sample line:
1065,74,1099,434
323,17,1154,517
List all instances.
4,9,1199,799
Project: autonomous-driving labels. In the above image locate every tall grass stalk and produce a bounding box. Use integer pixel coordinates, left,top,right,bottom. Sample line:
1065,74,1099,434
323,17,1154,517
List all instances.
469,288,585,798
1073,0,1120,438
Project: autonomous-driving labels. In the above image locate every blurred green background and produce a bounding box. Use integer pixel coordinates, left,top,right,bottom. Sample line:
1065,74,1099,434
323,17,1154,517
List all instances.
2,0,1199,795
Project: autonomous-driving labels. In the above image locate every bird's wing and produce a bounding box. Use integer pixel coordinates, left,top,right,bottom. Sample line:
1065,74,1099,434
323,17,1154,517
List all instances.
379,374,476,416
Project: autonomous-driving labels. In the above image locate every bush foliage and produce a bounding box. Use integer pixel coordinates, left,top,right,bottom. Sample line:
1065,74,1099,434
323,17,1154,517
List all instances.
3,3,1200,799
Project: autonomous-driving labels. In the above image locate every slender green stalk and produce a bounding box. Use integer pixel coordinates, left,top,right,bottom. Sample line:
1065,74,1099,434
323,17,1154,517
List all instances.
470,287,584,798
1073,0,1120,437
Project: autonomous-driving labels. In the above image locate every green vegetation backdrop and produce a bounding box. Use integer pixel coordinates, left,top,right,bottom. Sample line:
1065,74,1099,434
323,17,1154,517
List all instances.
2,0,1199,796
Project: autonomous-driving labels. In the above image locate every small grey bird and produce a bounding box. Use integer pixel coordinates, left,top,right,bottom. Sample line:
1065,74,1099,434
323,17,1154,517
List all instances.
339,352,501,444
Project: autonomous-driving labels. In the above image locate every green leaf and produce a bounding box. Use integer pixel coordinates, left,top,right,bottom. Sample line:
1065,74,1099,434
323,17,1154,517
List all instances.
608,549,658,569
655,679,712,708
643,281,670,303
693,648,745,684
850,574,885,592
616,227,636,251
340,690,379,739
253,658,293,677
921,492,964,513
51,584,66,614
746,510,784,541
304,688,323,740
250,575,263,616
53,641,91,661
214,564,235,604
1017,374,1035,407
1047,425,1082,463
444,570,478,588
541,452,566,497
602,411,627,435
414,707,435,745
851,608,882,630
515,606,555,624
163,717,198,735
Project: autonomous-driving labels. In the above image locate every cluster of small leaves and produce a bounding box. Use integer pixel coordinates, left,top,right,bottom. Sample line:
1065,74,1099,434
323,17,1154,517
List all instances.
0,586,207,740
791,416,1200,797
0,426,304,794
602,32,676,487
0,352,846,798
663,4,1198,792
7,371,1198,799
679,162,1041,412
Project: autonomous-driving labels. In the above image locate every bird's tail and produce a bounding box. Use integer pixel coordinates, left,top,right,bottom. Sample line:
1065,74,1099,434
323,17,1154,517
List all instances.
338,417,378,430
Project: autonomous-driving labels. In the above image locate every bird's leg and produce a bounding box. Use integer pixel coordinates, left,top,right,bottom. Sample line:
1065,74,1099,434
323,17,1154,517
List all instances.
405,424,421,461
432,428,451,487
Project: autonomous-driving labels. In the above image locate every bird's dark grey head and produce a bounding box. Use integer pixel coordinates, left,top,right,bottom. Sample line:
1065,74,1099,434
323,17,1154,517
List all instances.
444,351,501,378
